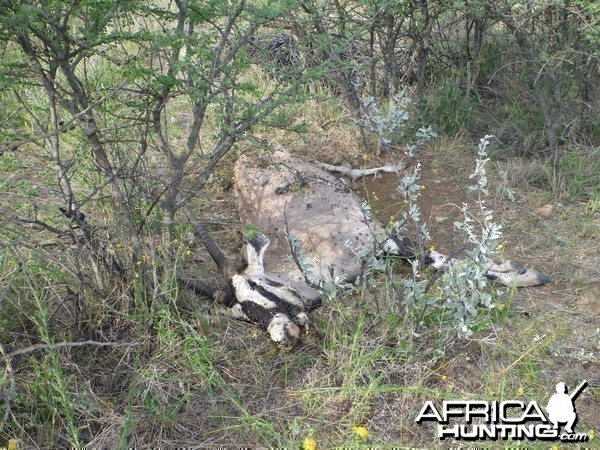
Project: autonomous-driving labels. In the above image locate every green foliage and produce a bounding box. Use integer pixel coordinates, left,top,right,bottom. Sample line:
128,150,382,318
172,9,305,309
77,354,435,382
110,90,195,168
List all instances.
387,136,502,338
558,147,600,200
421,81,478,135
242,224,262,240
0,179,38,197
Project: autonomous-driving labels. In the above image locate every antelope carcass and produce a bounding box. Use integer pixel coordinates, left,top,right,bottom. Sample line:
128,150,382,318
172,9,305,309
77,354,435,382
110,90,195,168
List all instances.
180,145,549,346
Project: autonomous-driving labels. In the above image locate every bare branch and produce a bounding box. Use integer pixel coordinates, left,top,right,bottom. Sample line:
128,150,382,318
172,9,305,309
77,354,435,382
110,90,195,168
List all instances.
314,159,408,181
0,83,126,155
0,262,22,313
0,340,138,363
0,342,15,433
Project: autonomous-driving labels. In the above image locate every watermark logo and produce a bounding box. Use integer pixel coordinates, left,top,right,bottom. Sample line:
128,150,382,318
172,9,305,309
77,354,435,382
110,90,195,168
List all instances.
415,380,589,442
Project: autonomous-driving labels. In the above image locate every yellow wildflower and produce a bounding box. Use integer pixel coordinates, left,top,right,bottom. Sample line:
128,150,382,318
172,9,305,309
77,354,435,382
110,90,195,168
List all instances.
8,439,23,450
495,243,504,251
518,388,524,395
441,375,447,381
428,245,435,252
115,243,122,249
589,429,595,440
302,438,317,450
497,303,505,312
352,426,368,438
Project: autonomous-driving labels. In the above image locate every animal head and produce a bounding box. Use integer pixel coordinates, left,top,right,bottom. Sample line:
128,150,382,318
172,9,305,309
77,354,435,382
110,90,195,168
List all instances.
243,231,271,275
180,209,319,347
423,251,448,270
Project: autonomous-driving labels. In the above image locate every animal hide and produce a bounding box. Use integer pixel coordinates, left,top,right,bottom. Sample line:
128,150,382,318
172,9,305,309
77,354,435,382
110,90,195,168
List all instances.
233,146,550,288
234,147,379,283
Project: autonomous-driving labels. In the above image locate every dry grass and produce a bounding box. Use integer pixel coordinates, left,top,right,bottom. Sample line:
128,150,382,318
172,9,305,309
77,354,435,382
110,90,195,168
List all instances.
493,158,552,190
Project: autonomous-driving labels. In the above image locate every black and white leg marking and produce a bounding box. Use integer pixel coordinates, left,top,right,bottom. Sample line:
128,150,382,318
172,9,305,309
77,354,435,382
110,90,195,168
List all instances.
228,233,319,346
383,235,549,287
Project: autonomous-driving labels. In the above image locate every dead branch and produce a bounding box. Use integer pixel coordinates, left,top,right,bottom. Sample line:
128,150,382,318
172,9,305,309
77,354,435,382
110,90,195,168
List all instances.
0,340,138,363
283,203,323,291
0,342,15,433
0,263,22,311
59,207,125,278
313,159,408,181
1,84,126,155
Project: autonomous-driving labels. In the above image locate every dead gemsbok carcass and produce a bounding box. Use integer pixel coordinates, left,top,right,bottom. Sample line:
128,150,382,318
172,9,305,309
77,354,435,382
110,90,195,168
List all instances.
232,146,549,287
178,205,323,346
179,145,549,346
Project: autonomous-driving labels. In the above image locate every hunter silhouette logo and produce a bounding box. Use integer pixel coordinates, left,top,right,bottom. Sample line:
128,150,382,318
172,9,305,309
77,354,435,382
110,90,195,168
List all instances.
415,380,589,442
546,381,586,434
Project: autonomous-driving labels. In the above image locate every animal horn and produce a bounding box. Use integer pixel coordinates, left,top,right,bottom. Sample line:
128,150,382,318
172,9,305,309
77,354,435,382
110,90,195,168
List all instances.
176,272,231,305
181,205,237,280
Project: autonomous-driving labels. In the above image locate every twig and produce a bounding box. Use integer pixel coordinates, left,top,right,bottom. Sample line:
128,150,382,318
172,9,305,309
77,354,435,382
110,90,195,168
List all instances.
0,340,138,363
0,263,22,310
283,203,323,292
0,341,15,433
314,160,407,181
16,218,69,237
0,84,126,154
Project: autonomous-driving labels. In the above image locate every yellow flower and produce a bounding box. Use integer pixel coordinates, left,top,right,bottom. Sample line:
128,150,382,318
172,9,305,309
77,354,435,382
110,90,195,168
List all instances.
8,439,23,450
589,429,595,440
497,303,505,311
302,438,317,450
428,245,435,252
518,388,524,395
441,375,447,381
115,243,122,249
550,446,559,450
352,426,368,438
495,243,504,251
